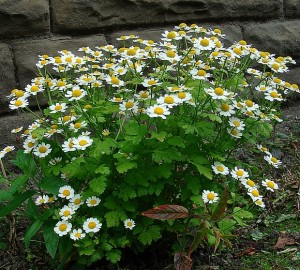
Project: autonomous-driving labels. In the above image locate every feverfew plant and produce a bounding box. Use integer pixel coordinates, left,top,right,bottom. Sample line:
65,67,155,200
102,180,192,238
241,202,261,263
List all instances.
0,23,299,268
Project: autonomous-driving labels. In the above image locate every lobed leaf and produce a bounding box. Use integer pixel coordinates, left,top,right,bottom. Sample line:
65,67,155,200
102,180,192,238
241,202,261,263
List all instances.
142,204,189,220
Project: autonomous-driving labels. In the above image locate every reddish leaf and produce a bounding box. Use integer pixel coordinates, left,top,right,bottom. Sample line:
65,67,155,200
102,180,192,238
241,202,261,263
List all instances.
274,232,296,250
174,252,193,270
142,205,189,220
235,247,256,257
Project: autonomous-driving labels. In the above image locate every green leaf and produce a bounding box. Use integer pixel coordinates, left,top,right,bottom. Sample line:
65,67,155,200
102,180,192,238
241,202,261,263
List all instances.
233,207,253,219
118,185,136,201
26,198,41,220
91,138,115,158
31,127,46,140
0,190,35,218
106,249,121,263
24,220,44,249
191,163,212,180
61,157,86,178
11,150,36,177
152,149,183,163
166,136,186,148
186,176,202,195
39,175,66,194
217,219,236,234
105,210,127,228
8,175,30,195
138,225,161,245
89,176,107,195
0,190,12,201
211,187,229,221
95,165,110,175
43,224,59,258
151,131,168,142
116,160,137,173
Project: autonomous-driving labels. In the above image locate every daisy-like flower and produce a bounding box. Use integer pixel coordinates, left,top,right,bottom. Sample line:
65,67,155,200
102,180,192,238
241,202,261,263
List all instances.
106,75,125,87
58,185,75,199
70,229,86,241
49,103,68,114
69,194,84,209
156,94,180,108
211,162,229,175
11,127,23,134
228,117,245,131
33,143,52,158
257,144,270,155
228,127,242,139
217,103,235,117
65,86,87,101
9,98,29,110
146,105,170,119
124,219,136,230
72,135,93,150
35,195,49,205
86,196,101,207
243,99,259,111
3,146,15,154
161,30,182,41
62,138,77,152
231,167,249,180
264,154,282,168
134,90,150,100
69,121,87,132
141,78,162,88
119,100,139,112
202,190,219,204
241,179,257,190
262,179,279,192
247,188,263,202
194,37,216,51
54,220,72,236
59,205,76,220
83,218,102,233
23,139,37,153
254,199,265,208
205,87,231,100
190,68,211,80
264,90,283,101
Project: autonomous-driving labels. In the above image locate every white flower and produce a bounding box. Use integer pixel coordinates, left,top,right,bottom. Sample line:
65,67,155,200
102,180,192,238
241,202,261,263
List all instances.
69,194,84,209
119,100,139,112
35,195,49,205
49,103,68,114
257,145,271,155
62,138,77,152
146,105,170,119
54,220,72,236
23,139,37,153
241,179,257,190
211,162,229,175
228,117,245,131
194,37,216,51
3,146,15,153
33,143,52,158
228,127,242,139
262,179,278,192
141,78,161,88
72,135,93,150
156,94,180,108
264,154,282,168
217,103,235,117
124,219,135,230
58,185,75,199
254,199,265,208
86,196,101,207
247,188,263,202
205,87,231,100
9,98,29,110
69,121,87,132
175,91,192,103
65,86,87,101
243,100,259,111
202,190,219,204
83,218,102,233
59,205,76,220
11,127,23,133
70,229,86,241
231,167,249,180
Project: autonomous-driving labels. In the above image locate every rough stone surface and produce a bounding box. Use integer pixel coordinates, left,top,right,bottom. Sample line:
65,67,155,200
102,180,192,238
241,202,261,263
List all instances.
13,35,107,89
0,43,17,113
284,0,300,18
243,20,300,62
109,23,242,47
51,0,281,34
0,0,50,37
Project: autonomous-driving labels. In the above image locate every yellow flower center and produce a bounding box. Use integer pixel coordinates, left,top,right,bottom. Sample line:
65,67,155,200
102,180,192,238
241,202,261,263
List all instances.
90,199,97,205
39,146,47,153
31,85,39,92
72,90,82,97
55,105,62,111
270,91,278,98
166,50,176,58
111,76,120,85
233,47,242,55
236,170,244,177
245,100,253,107
62,190,70,196
214,28,222,34
216,165,224,172
55,57,62,64
178,92,186,99
167,31,177,39
59,224,67,231
256,200,263,205
197,70,206,76
75,232,81,238
74,198,81,205
231,129,238,136
127,221,133,227
140,92,148,98
233,121,240,127
221,104,230,111
267,181,275,189
164,96,174,104
63,210,70,217
88,222,96,229
14,100,23,107
125,101,134,109
147,80,157,85
15,90,24,97
84,104,92,110
271,157,278,163
200,38,210,47
239,40,247,45
74,123,81,129
57,81,66,87
79,140,87,146
271,63,280,70
27,142,34,148
214,87,224,96
246,180,255,187
251,190,259,197
154,107,164,115
127,48,136,56
207,193,215,200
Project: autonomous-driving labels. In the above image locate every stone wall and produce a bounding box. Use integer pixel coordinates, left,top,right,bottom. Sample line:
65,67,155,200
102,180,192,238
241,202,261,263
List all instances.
1,0,300,147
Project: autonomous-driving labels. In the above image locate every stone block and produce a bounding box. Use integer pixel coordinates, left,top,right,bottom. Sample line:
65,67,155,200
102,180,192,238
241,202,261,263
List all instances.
0,0,50,38
13,35,107,89
243,20,300,62
284,0,300,18
51,0,281,34
0,43,17,113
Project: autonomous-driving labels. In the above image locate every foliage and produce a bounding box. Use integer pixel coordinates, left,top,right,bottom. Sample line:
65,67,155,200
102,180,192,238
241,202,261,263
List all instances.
0,23,299,268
